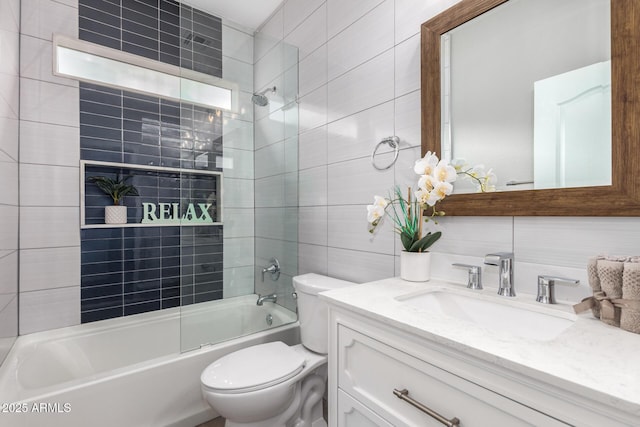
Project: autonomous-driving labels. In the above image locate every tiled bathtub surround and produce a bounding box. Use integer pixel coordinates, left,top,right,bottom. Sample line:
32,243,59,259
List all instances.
77,0,226,322
14,0,254,334
0,0,20,363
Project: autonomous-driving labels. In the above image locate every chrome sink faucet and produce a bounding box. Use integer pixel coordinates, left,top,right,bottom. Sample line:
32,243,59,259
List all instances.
484,252,515,297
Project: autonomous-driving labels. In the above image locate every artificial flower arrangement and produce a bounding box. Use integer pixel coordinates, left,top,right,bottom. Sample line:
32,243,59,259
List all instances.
367,151,455,253
367,152,496,253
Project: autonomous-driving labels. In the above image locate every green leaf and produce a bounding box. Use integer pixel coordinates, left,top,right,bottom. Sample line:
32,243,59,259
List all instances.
400,230,415,251
408,231,442,252
88,174,139,205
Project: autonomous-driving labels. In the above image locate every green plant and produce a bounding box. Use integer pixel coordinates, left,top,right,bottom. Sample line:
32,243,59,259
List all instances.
88,174,139,206
390,186,443,252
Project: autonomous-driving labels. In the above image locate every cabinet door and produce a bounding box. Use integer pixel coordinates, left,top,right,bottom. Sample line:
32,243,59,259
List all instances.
338,389,393,427
338,325,568,427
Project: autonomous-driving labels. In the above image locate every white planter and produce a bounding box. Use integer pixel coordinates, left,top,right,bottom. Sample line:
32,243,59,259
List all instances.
400,251,431,282
105,205,127,224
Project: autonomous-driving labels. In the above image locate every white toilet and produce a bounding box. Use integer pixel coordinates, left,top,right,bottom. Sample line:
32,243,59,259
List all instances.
200,273,354,427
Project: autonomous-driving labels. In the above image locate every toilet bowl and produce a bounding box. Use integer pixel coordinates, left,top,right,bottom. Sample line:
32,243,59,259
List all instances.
200,273,354,427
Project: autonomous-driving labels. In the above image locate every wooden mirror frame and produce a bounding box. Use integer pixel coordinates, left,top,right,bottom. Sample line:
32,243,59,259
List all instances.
421,0,640,216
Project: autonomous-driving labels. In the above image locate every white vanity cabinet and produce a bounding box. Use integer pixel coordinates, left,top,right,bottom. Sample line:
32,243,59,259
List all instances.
335,324,566,426
326,303,638,427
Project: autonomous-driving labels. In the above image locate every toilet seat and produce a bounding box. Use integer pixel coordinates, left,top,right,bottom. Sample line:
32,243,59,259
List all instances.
201,342,306,394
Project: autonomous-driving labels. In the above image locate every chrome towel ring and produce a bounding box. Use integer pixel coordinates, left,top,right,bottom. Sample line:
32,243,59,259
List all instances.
371,136,400,170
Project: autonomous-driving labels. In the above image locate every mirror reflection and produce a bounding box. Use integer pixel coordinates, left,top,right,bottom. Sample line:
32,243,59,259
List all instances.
442,0,611,194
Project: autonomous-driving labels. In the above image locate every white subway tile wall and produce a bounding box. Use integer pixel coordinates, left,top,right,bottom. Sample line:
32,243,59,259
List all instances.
253,8,300,310
0,0,19,360
14,0,79,334
260,0,638,304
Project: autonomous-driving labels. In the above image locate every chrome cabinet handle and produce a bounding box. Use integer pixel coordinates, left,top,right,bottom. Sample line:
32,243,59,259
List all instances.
393,388,460,427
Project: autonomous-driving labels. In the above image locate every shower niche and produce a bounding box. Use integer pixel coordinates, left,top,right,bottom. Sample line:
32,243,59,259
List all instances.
81,160,222,229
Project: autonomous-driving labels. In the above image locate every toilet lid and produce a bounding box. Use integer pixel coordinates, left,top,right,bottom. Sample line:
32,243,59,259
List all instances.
201,342,305,393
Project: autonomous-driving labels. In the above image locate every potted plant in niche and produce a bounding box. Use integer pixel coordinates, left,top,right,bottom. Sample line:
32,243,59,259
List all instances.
88,174,139,225
367,152,456,282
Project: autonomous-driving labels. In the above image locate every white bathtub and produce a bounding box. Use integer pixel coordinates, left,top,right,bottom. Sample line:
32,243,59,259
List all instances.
0,295,299,427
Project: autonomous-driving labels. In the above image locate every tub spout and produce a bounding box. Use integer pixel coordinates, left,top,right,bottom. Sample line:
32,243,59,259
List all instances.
256,293,277,306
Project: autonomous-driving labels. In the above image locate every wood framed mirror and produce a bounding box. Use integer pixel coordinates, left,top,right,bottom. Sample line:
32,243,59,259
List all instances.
421,0,640,216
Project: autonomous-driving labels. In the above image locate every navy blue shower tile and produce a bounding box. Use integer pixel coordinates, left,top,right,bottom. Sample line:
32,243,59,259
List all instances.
124,258,161,271
81,294,122,312
80,100,122,118
130,0,159,13
161,266,180,278
81,238,123,253
122,42,158,61
80,0,121,15
162,298,180,309
82,307,123,323
123,30,159,53
79,29,121,50
124,280,161,295
124,301,160,316
80,0,225,324
80,112,122,130
194,291,220,304
83,272,124,288
82,249,124,264
82,284,122,301
79,4,121,27
81,149,123,163
81,124,123,141
160,0,180,15
122,7,158,30
81,261,124,276
80,85,122,104
159,52,180,67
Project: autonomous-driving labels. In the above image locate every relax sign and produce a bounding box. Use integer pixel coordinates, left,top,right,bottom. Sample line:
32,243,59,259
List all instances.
141,202,214,224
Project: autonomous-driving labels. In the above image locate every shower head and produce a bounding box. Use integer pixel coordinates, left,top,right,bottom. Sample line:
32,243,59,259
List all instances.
251,86,276,106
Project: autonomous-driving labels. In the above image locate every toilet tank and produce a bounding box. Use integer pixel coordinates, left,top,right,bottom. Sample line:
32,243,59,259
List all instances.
293,273,355,354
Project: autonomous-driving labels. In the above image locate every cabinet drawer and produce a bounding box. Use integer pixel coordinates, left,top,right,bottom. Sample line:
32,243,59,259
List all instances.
338,389,394,427
338,325,568,427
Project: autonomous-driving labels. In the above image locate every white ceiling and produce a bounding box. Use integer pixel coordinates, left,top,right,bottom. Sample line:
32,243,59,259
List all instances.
180,0,282,31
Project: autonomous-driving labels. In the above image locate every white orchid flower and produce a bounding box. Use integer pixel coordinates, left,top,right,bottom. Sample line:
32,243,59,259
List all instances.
413,151,439,176
468,164,486,180
450,158,468,172
427,181,453,206
418,174,436,192
479,168,497,192
372,195,389,208
414,188,430,206
366,204,385,224
434,160,457,183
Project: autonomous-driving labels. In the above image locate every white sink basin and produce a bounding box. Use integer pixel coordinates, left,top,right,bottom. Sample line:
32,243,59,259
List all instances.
396,289,576,341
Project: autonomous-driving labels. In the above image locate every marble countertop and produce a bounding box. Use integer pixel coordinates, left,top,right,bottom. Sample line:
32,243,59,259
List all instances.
320,277,640,417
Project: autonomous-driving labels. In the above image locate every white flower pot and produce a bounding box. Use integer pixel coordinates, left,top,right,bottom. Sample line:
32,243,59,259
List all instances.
105,205,127,224
400,251,431,282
